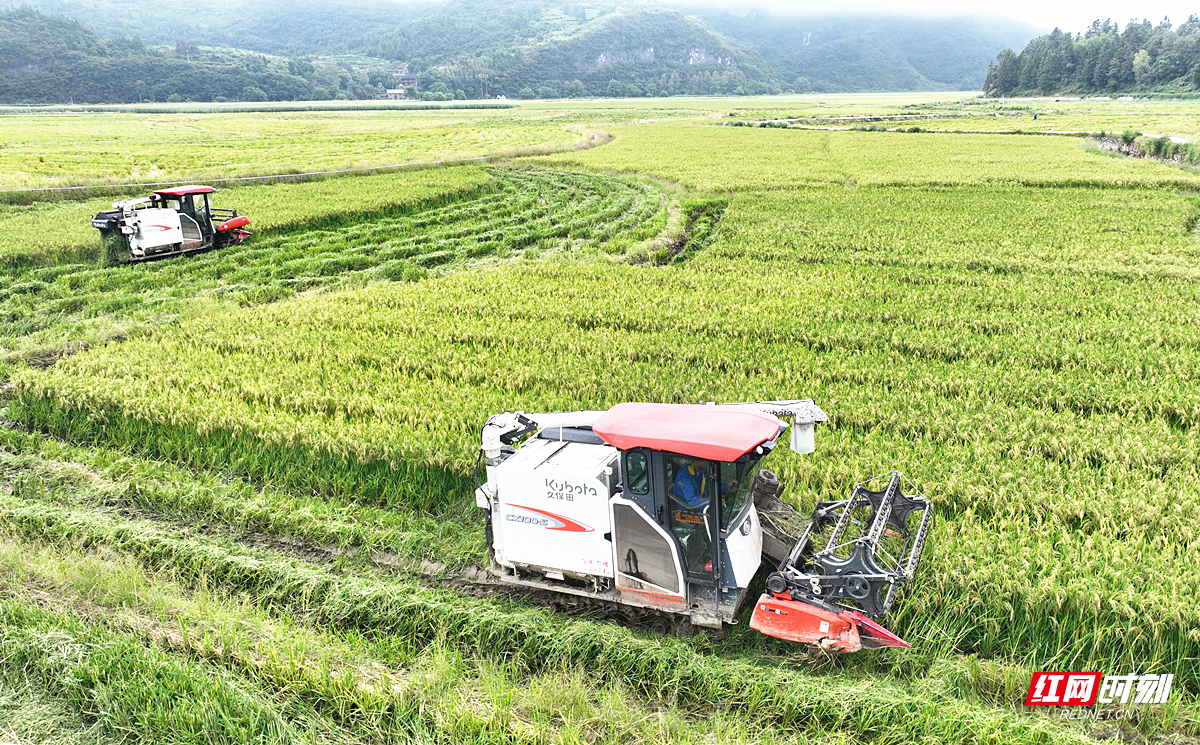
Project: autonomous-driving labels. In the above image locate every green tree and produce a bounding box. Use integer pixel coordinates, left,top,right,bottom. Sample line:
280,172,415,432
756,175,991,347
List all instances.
1133,48,1152,86
241,85,268,101
983,49,1018,95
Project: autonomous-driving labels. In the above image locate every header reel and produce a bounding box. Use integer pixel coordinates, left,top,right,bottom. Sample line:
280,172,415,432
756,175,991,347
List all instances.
752,471,933,651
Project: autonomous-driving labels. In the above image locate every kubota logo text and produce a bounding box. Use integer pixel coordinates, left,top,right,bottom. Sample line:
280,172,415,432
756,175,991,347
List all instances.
544,478,597,502
505,505,593,532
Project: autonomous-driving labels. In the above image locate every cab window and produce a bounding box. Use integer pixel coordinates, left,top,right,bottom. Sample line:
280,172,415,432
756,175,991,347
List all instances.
190,194,208,221
719,460,757,530
625,451,649,495
665,454,714,579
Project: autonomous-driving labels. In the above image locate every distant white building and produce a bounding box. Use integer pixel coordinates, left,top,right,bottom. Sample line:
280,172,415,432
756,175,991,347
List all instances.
392,70,419,87
387,89,404,100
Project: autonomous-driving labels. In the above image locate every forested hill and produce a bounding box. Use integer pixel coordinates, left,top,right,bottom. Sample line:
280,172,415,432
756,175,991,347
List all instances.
700,11,1038,92
365,2,775,98
8,0,1041,103
0,7,386,104
984,17,1200,96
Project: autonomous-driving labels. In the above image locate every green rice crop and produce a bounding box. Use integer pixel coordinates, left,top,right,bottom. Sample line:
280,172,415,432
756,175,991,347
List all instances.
0,168,669,374
709,185,1200,280
0,109,589,189
5,100,1200,743
13,177,1200,696
541,122,1200,191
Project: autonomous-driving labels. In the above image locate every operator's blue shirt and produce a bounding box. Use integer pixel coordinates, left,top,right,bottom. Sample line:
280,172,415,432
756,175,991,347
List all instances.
673,464,709,507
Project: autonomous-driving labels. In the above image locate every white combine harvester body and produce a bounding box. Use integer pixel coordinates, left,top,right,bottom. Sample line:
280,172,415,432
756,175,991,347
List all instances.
114,204,187,254
91,185,251,262
477,400,932,650
489,436,619,579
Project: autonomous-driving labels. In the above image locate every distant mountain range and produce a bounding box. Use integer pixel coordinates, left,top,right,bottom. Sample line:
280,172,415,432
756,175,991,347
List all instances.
5,0,1041,103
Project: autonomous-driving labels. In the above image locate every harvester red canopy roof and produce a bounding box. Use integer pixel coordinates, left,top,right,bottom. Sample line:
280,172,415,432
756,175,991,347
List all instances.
153,185,215,196
592,403,783,461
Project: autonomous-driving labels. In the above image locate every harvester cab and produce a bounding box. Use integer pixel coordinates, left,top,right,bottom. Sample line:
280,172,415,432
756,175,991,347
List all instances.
476,400,933,652
91,185,251,262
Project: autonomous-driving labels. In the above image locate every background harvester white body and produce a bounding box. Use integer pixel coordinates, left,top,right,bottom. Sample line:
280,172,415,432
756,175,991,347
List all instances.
91,185,252,262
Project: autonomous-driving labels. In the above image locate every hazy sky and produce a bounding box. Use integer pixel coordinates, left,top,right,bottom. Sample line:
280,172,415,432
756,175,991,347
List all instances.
689,1,1195,33
883,0,1192,31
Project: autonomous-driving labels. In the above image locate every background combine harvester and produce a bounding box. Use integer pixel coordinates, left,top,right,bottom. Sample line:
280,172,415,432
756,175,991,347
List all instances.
91,185,251,263
477,400,933,651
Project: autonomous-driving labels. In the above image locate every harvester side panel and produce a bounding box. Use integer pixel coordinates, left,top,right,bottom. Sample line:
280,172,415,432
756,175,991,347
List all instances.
130,208,182,254
493,440,618,578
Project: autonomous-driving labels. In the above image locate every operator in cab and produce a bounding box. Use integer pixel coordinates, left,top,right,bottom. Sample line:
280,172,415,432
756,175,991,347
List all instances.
673,458,711,508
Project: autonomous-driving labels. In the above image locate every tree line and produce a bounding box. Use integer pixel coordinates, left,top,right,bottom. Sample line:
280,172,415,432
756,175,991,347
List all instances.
984,16,1200,96
0,7,385,104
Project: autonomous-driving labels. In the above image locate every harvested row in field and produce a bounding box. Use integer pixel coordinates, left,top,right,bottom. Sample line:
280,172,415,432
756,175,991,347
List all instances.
1,521,852,745
0,168,670,374
0,478,1097,745
0,428,480,566
0,165,494,265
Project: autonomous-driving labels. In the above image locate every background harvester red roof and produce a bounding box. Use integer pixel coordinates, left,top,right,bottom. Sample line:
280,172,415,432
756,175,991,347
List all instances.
152,185,216,196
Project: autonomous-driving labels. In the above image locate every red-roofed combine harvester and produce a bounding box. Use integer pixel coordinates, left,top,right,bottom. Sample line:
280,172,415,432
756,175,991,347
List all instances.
477,401,933,652
91,185,251,263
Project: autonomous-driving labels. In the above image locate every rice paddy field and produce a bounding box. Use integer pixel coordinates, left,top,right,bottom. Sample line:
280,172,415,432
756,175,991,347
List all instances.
1,92,1199,744
0,107,606,189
